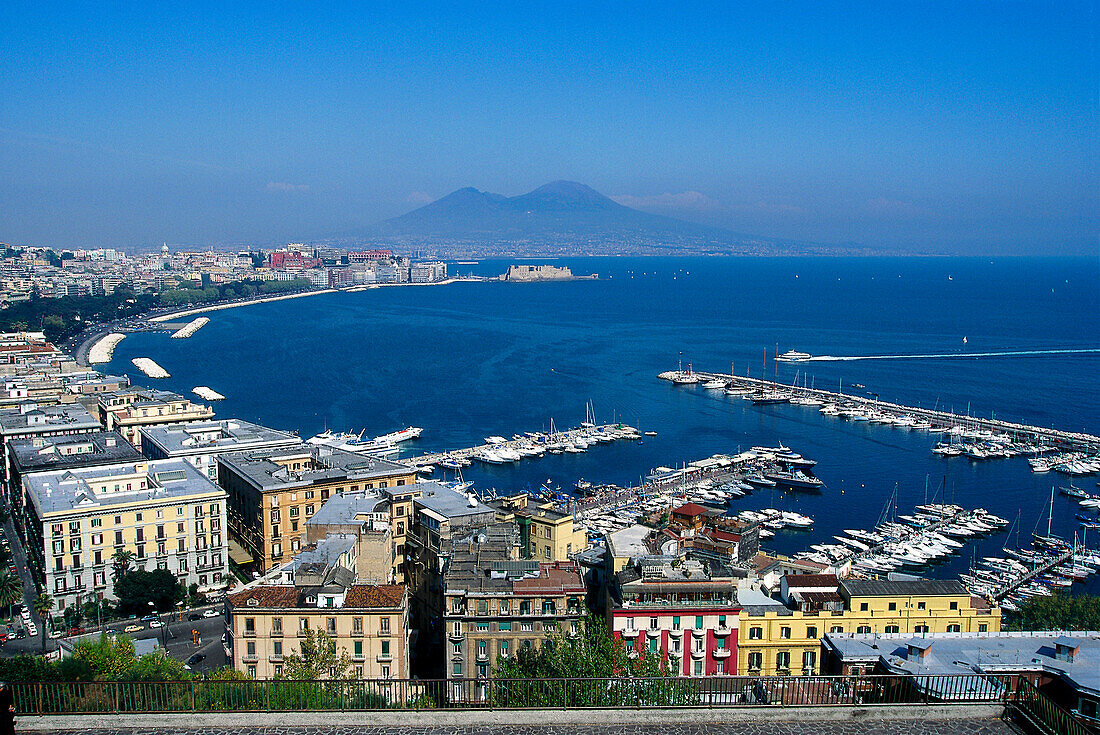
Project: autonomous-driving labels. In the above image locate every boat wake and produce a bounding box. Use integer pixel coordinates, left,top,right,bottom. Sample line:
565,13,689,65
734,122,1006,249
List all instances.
809,348,1100,362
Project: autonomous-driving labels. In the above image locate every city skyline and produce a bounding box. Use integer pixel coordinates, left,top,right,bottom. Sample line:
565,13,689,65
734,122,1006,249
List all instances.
1,2,1096,254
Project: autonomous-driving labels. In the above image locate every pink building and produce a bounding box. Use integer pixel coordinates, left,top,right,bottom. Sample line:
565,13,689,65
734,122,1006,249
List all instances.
608,554,743,676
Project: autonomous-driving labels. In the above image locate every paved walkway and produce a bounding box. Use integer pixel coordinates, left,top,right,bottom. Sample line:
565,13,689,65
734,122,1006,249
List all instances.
20,716,1019,735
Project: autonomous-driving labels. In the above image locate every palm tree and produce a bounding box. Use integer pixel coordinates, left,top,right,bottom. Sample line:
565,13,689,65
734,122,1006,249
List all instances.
111,548,135,584
33,593,53,654
0,571,22,620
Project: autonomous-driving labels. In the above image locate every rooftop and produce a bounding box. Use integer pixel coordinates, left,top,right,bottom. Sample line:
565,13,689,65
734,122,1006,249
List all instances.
0,402,100,434
24,458,224,517
218,444,414,491
228,583,405,610
415,481,496,521
10,431,143,473
839,579,968,598
139,419,298,455
306,489,388,527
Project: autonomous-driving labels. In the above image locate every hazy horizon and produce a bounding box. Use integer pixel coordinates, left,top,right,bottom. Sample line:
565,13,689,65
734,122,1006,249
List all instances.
1,3,1096,255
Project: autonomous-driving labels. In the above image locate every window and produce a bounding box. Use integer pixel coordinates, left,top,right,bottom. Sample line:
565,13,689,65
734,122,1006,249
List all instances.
272,618,282,634
718,614,727,628
806,626,817,640
299,618,310,631
114,531,123,545
917,601,926,610
780,626,791,639
477,599,488,615
857,625,871,634
352,617,363,634
884,625,899,634
650,617,658,630
776,651,791,671
748,652,762,671
830,626,843,634
273,641,282,656
949,601,958,610
947,624,961,633
802,650,817,672
476,622,489,632
888,602,897,611
859,603,868,612
520,622,533,632
477,640,487,658
500,640,510,657
247,665,256,678
245,618,255,634
353,641,363,658
453,662,462,676
978,624,988,633
693,660,703,676
326,617,336,633
381,640,390,656
749,627,762,640
695,616,703,629
672,616,681,630
380,617,390,634
498,621,511,631
914,624,929,634
649,637,658,653
245,641,256,657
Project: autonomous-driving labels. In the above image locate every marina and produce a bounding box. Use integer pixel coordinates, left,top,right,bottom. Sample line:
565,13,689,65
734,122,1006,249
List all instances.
662,366,1100,458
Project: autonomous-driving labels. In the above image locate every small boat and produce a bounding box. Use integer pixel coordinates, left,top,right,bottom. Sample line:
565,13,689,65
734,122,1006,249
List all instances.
701,378,726,390
644,431,657,437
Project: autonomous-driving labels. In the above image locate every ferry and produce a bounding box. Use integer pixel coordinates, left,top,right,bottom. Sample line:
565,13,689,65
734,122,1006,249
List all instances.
375,426,423,444
776,350,812,362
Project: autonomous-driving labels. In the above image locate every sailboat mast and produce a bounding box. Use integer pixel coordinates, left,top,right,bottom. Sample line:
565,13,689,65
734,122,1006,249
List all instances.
1047,485,1054,538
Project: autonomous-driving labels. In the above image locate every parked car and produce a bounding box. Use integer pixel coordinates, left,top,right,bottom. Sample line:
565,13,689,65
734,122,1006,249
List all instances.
122,624,143,633
188,613,202,621
47,629,63,639
141,614,157,622
148,619,163,628
186,653,205,666
65,626,86,637
202,609,218,618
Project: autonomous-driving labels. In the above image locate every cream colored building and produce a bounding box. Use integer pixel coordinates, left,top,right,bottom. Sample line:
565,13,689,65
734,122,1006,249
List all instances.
227,582,408,680
492,493,587,561
97,388,215,451
23,458,229,611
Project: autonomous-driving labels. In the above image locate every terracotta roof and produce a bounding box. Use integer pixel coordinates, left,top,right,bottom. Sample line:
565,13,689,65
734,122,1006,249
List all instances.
512,561,586,595
672,502,710,517
228,586,299,608
343,584,406,608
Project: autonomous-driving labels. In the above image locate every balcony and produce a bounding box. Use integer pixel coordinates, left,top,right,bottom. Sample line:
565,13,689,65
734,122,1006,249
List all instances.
268,654,283,663
296,629,310,637
646,628,661,638
241,655,258,663
667,628,683,637
619,628,639,638
713,648,731,659
377,653,393,663
715,625,733,637
242,630,256,638
690,648,705,660
475,653,489,663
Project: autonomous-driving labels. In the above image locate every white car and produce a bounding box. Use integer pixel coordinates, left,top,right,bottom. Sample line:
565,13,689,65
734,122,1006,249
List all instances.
26,624,37,636
202,608,218,618
47,629,62,639
19,610,30,621
148,619,163,628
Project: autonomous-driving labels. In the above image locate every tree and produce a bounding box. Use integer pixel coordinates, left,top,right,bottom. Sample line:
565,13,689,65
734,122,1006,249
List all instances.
110,549,135,584
32,593,54,654
113,568,185,616
0,571,22,619
282,629,353,680
62,604,85,629
493,612,691,707
1005,593,1100,631
72,634,137,680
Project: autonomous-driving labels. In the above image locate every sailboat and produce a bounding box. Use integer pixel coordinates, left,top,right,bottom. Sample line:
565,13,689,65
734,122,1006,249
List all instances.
725,361,753,395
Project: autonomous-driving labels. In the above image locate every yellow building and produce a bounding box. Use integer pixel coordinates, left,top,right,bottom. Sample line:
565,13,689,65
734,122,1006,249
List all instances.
217,444,418,574
23,458,229,612
97,388,215,451
227,582,408,680
492,493,586,561
737,577,1000,676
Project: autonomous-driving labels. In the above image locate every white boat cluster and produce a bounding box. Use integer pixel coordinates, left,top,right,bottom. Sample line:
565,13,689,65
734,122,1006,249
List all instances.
307,426,423,459
793,503,1008,574
1029,451,1100,476
963,546,1100,611
735,508,814,536
469,425,642,466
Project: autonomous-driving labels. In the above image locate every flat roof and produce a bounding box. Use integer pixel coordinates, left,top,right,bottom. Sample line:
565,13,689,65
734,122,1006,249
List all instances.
10,431,143,473
415,481,495,520
840,579,968,597
139,419,298,455
607,524,652,560
307,489,388,526
218,444,414,491
24,457,224,517
0,403,100,434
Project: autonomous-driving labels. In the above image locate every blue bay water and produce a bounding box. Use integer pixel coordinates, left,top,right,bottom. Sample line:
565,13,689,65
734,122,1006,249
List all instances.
103,256,1100,591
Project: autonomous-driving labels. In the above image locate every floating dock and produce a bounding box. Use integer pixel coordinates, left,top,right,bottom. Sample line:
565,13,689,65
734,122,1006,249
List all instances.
192,386,225,401
662,369,1100,454
131,357,170,378
171,317,210,339
87,333,125,364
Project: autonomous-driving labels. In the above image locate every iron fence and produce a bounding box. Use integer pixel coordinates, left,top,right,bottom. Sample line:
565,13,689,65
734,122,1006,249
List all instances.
9,672,1028,715
1006,676,1095,735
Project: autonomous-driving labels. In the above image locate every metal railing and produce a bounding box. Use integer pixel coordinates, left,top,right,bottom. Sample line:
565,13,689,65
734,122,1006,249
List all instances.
1006,676,1094,735
10,673,1022,714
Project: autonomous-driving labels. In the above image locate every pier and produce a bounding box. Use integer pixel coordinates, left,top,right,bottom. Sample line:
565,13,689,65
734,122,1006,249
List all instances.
406,423,643,471
991,547,1074,602
170,316,210,338
662,369,1100,454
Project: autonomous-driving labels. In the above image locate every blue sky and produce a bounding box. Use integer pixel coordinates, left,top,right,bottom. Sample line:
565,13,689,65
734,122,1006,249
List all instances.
1,2,1096,253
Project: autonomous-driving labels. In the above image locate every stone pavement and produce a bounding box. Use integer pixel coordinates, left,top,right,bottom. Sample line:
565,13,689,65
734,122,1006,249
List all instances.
20,717,1020,735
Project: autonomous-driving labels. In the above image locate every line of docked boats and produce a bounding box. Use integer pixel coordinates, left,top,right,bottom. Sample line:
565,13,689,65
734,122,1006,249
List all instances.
792,503,1009,575
470,424,642,466
307,426,423,458
961,542,1100,612
1029,451,1100,476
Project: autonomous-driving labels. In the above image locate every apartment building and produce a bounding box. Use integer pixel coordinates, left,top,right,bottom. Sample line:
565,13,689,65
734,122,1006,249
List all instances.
22,458,229,610
226,582,408,680
491,492,586,561
97,388,215,452
608,553,744,676
139,419,299,482
443,530,586,701
217,444,418,572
